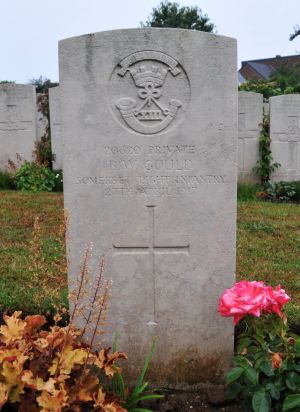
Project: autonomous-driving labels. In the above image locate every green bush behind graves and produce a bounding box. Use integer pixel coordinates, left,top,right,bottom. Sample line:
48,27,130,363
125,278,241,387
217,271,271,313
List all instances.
0,166,63,192
15,162,59,192
291,180,300,202
0,170,15,190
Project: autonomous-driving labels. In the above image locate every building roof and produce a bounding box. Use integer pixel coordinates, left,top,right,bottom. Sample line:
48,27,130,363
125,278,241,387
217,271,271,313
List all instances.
239,54,300,82
247,62,273,80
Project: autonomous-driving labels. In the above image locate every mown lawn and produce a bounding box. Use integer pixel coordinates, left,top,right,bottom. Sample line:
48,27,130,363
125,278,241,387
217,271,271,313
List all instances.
0,191,300,323
0,190,67,314
237,200,300,325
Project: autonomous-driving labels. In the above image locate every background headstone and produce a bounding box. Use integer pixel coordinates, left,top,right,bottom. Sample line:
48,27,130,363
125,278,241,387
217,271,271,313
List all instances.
49,86,63,170
59,28,237,386
263,101,270,116
270,94,300,181
0,83,37,170
238,91,263,182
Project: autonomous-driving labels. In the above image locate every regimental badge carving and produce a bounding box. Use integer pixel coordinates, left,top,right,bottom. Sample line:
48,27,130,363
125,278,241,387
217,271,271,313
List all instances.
110,51,190,135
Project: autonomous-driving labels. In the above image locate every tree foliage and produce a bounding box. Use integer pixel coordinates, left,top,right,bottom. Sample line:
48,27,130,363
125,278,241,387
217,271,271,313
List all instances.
290,25,300,41
29,75,58,93
269,64,300,93
141,1,215,32
239,64,300,98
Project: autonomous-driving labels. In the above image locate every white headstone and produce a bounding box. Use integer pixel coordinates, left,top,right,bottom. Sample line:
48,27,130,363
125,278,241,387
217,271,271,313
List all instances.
270,94,300,181
0,84,37,169
238,91,263,182
49,87,63,169
59,28,237,386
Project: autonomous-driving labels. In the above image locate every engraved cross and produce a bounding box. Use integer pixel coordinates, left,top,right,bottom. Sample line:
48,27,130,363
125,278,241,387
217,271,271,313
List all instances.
113,205,189,324
275,116,300,171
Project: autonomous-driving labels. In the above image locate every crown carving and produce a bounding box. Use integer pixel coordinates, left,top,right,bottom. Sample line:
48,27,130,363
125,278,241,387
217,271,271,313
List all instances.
130,65,168,87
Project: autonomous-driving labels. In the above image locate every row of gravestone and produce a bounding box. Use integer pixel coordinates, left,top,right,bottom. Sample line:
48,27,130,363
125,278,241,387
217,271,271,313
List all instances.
1,83,299,185
239,91,300,182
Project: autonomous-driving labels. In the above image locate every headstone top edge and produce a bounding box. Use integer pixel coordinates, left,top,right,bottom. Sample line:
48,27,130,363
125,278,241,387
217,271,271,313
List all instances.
49,86,60,94
0,83,35,90
58,27,237,47
270,93,300,101
238,91,264,98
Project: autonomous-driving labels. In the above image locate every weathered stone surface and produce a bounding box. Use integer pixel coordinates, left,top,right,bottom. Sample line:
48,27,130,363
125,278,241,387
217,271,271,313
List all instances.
59,28,237,386
238,91,263,182
0,84,37,169
49,87,63,169
270,94,300,181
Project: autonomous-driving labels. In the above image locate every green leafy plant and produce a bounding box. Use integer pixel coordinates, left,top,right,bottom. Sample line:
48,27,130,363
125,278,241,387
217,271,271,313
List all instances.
239,63,300,98
239,80,283,99
263,181,296,202
111,336,163,411
219,280,300,411
253,113,280,187
53,169,63,192
0,170,15,190
15,161,57,192
290,180,300,202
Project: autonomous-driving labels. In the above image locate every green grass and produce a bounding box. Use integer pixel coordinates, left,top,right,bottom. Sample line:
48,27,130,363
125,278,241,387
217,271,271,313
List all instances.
0,190,67,315
0,191,300,326
237,183,260,201
237,201,300,326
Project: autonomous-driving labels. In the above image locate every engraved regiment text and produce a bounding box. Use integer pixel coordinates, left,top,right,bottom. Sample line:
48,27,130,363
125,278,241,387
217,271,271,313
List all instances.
76,144,226,198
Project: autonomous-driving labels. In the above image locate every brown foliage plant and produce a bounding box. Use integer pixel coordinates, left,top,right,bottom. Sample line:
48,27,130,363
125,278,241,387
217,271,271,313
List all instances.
0,244,129,411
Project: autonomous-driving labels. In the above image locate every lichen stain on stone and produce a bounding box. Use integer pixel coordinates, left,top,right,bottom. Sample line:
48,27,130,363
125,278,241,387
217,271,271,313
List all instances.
85,34,95,74
146,349,230,386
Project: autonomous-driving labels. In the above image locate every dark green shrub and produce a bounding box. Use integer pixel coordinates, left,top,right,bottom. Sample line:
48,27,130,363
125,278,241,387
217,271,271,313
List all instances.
264,181,296,202
0,170,15,190
15,162,57,192
290,181,300,202
53,169,63,192
237,183,260,201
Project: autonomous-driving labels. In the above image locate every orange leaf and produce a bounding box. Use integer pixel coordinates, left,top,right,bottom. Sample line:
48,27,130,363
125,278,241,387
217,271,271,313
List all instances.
21,370,56,394
93,387,106,406
0,382,9,408
79,373,99,402
36,384,69,412
0,312,27,344
103,403,127,412
0,349,28,386
94,348,127,377
49,348,87,376
25,315,47,334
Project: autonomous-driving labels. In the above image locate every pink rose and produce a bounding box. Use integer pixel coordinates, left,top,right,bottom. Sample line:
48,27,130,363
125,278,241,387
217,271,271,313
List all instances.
218,281,267,325
263,285,291,317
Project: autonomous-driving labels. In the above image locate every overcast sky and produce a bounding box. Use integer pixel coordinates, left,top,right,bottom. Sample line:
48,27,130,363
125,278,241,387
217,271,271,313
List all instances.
1,0,299,83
